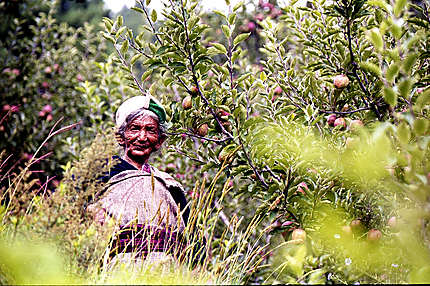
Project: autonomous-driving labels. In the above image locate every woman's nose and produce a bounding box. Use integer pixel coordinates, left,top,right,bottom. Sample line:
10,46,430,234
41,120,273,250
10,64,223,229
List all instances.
137,130,147,141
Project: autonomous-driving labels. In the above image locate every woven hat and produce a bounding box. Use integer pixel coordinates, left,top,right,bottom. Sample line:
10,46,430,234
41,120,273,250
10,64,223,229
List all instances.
115,95,166,128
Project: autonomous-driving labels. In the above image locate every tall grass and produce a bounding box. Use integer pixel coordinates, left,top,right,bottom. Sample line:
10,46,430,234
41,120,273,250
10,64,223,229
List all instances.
0,129,266,284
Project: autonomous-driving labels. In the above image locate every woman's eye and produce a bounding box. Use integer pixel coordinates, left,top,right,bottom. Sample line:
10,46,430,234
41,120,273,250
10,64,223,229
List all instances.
128,126,140,131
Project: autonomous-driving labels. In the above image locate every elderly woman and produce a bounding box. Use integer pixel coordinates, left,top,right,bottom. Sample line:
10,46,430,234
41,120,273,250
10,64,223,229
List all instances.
89,95,188,265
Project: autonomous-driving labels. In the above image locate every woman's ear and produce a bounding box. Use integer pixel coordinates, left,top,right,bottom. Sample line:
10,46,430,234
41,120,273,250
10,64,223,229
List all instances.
115,132,125,146
155,134,166,150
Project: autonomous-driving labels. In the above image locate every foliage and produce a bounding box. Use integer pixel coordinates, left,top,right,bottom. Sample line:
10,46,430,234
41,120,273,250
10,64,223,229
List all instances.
102,0,430,283
56,0,110,29
0,0,429,284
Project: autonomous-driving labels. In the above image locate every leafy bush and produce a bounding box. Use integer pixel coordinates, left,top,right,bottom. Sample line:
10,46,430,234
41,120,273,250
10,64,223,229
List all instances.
0,0,429,284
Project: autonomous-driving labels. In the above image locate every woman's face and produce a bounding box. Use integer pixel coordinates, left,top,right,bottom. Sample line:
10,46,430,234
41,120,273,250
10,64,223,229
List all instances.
121,114,163,166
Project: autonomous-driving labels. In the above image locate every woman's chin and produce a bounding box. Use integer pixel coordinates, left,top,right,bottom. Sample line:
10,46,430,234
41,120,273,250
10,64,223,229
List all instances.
128,149,150,160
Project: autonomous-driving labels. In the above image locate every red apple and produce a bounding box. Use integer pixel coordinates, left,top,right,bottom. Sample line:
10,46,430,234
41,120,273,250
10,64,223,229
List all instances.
350,119,364,131
327,114,337,126
387,216,397,228
190,86,199,95
367,229,382,241
333,74,350,89
334,117,346,129
197,123,208,136
182,96,192,110
350,219,362,231
342,225,352,236
291,228,306,243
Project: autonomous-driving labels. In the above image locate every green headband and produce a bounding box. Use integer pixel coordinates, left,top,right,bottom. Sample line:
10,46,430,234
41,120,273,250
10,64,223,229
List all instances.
148,99,166,124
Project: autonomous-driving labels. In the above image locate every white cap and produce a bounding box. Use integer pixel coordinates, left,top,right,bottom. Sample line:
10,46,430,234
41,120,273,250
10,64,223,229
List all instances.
115,95,151,128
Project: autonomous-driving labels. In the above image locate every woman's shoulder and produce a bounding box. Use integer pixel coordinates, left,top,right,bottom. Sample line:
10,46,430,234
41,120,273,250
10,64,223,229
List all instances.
151,166,184,191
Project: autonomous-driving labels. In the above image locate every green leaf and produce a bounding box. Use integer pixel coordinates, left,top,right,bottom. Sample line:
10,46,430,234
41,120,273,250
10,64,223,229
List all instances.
399,79,412,98
103,19,112,33
120,40,129,54
130,54,142,65
228,13,237,25
116,15,123,27
367,0,390,12
188,16,199,30
233,1,244,12
260,71,267,81
213,10,227,20
368,28,383,51
222,25,231,38
360,61,382,77
115,26,127,39
231,50,241,62
397,122,411,144
102,33,116,44
386,62,400,82
151,9,157,22
416,88,430,110
211,43,227,54
403,53,418,74
383,86,397,106
236,73,251,83
156,46,171,55
394,0,407,17
146,0,151,5
390,22,402,40
141,70,152,82
233,33,250,46
148,60,163,70
413,118,429,136
131,7,145,14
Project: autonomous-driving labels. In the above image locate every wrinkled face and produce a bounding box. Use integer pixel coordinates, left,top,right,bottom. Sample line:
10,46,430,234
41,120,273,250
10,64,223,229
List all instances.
120,115,163,165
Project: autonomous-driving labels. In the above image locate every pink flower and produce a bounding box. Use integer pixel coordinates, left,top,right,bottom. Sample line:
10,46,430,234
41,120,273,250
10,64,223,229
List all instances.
46,114,53,121
270,8,282,18
247,21,256,31
42,104,52,113
76,74,83,82
2,68,11,73
42,81,49,88
273,86,283,95
255,13,265,21
12,69,20,76
38,110,46,117
53,63,59,71
175,173,185,180
2,105,11,111
44,66,52,74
